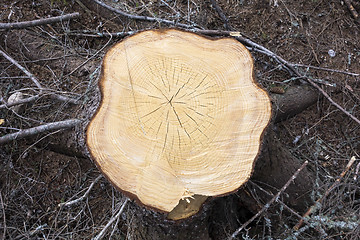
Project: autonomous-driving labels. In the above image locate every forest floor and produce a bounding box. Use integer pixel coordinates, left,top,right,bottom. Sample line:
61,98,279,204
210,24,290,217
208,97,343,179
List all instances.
0,0,359,239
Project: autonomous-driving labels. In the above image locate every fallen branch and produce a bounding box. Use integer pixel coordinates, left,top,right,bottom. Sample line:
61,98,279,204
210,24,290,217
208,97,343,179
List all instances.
0,49,79,106
229,161,309,240
0,119,81,145
0,12,79,30
208,2,360,126
59,175,103,207
293,63,359,77
294,156,357,230
0,49,42,89
69,26,360,124
91,0,196,29
68,30,113,75
0,95,40,109
0,191,5,240
92,198,129,240
210,0,232,30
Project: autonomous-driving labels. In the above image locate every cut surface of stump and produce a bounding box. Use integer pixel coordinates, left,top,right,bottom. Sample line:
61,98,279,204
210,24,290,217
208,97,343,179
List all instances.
86,29,271,218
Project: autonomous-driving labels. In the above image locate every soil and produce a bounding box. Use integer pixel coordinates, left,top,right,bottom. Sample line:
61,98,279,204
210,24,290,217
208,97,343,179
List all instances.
0,0,359,239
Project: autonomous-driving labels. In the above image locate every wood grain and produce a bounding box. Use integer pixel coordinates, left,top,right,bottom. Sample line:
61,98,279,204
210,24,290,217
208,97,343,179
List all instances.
86,29,272,216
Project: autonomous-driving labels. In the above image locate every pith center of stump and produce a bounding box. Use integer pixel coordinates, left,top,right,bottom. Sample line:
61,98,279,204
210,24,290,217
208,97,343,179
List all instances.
130,58,222,167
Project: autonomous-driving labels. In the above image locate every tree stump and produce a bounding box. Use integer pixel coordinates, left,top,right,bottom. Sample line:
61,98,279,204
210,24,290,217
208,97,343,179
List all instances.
86,29,272,219
82,29,316,239
4,28,318,239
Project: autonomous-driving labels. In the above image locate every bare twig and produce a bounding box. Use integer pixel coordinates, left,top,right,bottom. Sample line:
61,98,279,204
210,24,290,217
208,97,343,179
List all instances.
68,30,113,75
229,161,308,239
67,30,135,38
0,119,81,145
294,156,357,230
92,198,129,240
59,175,103,207
248,181,306,222
91,0,196,29
208,0,360,125
210,0,233,30
344,0,359,19
68,25,360,125
232,35,360,125
0,49,79,105
0,191,6,240
355,162,360,180
0,49,42,89
0,94,40,109
0,12,79,30
293,63,360,77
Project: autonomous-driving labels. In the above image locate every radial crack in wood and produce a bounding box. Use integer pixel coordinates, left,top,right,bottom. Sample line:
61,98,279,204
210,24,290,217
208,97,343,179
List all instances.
86,29,272,219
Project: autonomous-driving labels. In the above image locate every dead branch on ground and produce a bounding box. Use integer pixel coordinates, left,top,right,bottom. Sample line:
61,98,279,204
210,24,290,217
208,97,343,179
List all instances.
294,156,357,230
0,191,5,240
66,6,360,126
229,161,309,239
68,31,113,75
92,198,129,240
344,0,359,19
0,12,79,30
208,1,360,126
0,49,79,107
210,0,232,30
91,0,198,29
59,175,103,207
66,29,360,79
0,119,81,145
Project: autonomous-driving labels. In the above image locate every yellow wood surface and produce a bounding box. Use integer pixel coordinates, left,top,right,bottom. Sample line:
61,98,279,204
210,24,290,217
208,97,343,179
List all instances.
86,29,271,214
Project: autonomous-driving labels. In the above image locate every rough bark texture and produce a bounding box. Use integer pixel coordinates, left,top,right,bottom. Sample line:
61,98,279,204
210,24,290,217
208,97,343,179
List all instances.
272,85,319,122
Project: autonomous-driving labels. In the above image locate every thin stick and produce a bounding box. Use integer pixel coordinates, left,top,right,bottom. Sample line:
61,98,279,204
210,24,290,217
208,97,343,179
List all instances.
0,95,40,109
59,175,103,207
0,191,6,240
233,35,360,125
70,26,360,124
68,30,113,75
0,119,81,145
210,0,233,30
92,198,129,240
0,49,79,105
0,12,79,30
229,161,308,240
207,1,360,125
0,49,42,89
248,181,306,222
91,0,195,29
344,0,359,19
293,63,359,77
355,162,360,180
294,156,357,230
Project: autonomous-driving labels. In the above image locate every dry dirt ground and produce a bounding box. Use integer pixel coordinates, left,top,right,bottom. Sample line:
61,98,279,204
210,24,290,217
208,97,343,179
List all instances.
0,0,359,239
